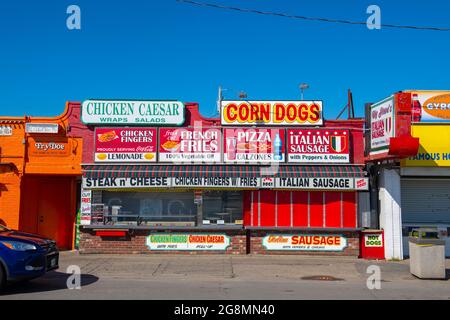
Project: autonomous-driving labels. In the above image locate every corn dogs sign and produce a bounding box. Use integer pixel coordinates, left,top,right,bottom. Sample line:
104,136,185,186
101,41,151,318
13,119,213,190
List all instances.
221,101,323,126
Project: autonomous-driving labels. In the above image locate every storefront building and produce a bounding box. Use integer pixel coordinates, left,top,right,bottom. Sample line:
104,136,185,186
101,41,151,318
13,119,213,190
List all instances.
79,100,369,255
399,91,450,257
0,102,88,249
366,90,450,259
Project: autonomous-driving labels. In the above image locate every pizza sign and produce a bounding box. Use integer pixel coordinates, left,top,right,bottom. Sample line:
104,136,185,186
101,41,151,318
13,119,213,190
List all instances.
287,129,350,163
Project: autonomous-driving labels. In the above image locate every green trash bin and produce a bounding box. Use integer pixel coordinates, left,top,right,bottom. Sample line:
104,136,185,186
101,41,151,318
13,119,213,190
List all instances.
409,228,446,279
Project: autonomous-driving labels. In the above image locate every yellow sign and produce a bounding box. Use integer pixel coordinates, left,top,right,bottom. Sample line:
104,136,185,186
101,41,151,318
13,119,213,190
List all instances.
402,125,450,167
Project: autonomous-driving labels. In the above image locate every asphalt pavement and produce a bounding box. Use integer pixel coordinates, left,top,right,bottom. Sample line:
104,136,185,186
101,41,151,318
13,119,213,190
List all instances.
1,252,449,300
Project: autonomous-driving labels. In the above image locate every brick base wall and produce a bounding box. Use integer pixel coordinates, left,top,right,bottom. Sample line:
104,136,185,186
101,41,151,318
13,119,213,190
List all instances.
79,228,247,254
79,228,360,256
249,230,360,256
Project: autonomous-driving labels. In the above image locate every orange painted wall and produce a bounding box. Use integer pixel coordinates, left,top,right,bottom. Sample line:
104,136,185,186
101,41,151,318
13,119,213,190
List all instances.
0,103,84,249
0,123,26,229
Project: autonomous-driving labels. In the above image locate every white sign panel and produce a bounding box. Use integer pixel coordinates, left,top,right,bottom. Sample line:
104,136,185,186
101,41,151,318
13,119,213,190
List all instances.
82,176,369,191
80,190,92,225
0,126,12,136
146,233,230,251
275,177,368,190
364,234,383,247
370,96,395,154
82,177,171,189
25,123,59,134
262,234,347,251
81,100,185,125
172,177,260,188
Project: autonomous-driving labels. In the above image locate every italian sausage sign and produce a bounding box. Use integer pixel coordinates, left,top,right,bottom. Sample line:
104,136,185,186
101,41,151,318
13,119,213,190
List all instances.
287,129,350,163
221,101,323,126
370,96,395,154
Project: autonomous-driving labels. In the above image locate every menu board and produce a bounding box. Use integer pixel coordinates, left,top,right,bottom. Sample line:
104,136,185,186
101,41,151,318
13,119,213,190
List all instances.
287,129,350,163
223,128,285,163
159,128,221,162
95,127,157,162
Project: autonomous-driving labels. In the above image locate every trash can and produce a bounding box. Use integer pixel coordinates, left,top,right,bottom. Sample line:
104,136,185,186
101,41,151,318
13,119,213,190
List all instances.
409,228,446,279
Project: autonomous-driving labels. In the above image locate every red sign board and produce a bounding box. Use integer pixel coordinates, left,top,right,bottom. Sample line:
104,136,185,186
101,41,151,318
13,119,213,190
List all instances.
287,129,349,163
223,128,285,163
94,127,157,162
159,128,221,162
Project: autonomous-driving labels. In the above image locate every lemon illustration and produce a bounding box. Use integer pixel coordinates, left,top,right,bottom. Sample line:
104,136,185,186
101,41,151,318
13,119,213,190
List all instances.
97,153,107,160
144,153,155,160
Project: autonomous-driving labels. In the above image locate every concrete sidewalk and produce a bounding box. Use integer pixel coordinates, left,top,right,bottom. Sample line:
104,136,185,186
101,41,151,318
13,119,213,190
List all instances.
1,252,449,299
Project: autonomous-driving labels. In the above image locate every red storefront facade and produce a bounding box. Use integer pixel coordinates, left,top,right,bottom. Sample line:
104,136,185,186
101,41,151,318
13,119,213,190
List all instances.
77,100,368,256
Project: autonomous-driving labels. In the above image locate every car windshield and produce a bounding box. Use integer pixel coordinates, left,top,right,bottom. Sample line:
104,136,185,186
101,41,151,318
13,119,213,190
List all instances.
0,225,9,232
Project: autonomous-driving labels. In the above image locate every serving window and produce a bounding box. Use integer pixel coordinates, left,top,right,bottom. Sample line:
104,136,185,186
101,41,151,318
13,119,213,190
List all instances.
90,190,244,227
202,190,243,225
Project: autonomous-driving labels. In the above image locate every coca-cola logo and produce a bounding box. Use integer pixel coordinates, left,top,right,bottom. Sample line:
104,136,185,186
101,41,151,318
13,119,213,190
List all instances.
136,146,153,152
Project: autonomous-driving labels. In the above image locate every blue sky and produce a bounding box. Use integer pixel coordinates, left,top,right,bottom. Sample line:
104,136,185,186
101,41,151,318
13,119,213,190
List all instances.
0,0,449,119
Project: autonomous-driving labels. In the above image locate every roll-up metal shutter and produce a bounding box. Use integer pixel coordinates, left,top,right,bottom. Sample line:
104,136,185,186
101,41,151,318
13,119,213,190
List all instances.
401,179,450,224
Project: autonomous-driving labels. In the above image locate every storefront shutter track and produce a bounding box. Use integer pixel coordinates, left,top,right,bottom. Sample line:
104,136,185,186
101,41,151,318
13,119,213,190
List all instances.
277,191,291,227
342,192,357,228
292,192,308,227
309,192,324,227
325,192,341,228
401,179,450,224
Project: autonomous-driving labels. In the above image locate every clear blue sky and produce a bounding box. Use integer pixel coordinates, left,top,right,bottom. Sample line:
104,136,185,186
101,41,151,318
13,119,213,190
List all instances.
0,0,449,119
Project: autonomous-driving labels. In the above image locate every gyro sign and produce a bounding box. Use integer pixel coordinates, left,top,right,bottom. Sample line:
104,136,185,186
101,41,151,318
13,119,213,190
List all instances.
82,100,184,125
221,101,323,126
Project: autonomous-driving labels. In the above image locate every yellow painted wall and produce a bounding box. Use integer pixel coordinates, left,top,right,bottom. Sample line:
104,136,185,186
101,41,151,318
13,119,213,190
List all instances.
402,124,450,167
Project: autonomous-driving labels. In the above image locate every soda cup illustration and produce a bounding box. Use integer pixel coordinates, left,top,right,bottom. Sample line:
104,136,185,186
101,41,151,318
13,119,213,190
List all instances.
411,93,422,122
273,133,282,161
227,137,237,161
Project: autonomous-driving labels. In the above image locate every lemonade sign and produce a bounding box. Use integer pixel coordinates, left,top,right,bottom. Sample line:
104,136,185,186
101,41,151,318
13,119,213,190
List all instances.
95,127,157,162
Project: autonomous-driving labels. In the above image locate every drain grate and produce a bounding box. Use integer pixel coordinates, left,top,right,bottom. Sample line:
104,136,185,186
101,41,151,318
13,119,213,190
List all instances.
301,275,344,281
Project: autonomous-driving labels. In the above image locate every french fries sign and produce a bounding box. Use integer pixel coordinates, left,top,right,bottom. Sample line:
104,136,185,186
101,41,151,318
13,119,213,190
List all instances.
221,101,323,126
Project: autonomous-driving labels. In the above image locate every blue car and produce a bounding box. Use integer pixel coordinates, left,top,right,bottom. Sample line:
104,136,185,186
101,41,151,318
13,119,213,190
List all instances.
0,224,59,289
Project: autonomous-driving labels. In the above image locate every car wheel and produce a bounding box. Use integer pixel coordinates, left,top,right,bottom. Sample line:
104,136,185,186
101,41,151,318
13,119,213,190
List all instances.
0,264,5,290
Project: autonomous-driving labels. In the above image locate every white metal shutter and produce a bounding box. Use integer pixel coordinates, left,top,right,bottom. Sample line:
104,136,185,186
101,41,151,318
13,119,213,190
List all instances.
401,179,450,224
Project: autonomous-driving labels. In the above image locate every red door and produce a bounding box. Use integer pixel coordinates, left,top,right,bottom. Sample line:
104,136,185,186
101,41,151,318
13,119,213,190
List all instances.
37,177,74,249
